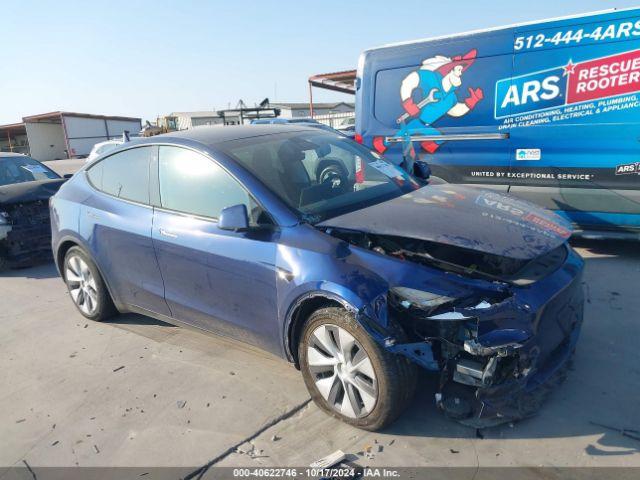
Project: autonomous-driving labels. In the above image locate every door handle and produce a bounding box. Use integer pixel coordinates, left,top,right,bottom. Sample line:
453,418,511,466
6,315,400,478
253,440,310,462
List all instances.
159,228,178,239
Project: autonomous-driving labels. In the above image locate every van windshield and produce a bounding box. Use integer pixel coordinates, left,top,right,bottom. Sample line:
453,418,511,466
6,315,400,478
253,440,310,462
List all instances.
219,131,421,222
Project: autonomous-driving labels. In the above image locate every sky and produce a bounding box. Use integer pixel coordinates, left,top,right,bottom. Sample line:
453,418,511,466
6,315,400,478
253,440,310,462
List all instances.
2,0,639,124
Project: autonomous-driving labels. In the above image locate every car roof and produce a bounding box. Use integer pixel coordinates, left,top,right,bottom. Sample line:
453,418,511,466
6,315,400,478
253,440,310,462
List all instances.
92,140,119,148
144,124,319,148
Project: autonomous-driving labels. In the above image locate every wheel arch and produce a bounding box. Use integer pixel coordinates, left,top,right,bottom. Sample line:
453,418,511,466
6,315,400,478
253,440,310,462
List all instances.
283,280,397,367
54,233,92,276
284,291,359,367
54,234,123,312
55,239,79,278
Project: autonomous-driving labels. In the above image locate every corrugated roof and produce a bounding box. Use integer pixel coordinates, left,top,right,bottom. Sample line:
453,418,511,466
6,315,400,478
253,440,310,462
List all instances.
0,122,27,131
308,70,357,94
22,111,141,122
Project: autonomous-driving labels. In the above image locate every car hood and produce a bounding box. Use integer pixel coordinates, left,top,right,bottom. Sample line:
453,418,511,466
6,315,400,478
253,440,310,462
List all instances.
0,178,66,206
317,184,572,260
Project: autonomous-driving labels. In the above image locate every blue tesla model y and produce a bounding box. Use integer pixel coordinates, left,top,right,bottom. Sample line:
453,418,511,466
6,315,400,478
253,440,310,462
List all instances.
51,125,584,430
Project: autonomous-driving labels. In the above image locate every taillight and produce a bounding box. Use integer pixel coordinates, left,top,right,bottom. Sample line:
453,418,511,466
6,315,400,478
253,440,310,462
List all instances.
354,133,363,144
355,156,365,183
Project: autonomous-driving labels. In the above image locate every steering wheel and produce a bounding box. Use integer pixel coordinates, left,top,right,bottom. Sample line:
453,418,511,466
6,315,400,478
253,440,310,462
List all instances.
316,160,350,193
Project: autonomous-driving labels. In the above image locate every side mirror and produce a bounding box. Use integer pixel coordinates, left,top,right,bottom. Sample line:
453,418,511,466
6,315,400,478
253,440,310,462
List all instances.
63,174,73,179
219,204,249,231
413,160,431,180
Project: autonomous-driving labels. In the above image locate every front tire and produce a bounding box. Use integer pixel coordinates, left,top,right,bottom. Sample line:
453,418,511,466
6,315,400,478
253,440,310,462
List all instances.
299,307,416,430
63,246,116,321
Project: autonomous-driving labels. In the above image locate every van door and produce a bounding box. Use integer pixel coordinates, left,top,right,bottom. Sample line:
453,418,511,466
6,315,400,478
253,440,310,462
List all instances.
507,13,640,229
363,31,514,190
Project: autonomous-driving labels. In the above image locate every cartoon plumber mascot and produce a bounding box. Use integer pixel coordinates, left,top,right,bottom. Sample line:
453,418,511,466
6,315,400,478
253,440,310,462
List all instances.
373,49,484,163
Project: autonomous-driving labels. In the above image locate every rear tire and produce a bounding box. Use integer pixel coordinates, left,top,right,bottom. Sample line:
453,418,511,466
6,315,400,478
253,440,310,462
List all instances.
299,307,417,430
63,246,116,321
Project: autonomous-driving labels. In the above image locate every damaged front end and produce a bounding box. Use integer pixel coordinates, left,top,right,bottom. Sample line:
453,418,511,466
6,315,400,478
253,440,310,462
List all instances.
325,228,584,427
387,286,582,428
0,177,66,270
0,199,55,269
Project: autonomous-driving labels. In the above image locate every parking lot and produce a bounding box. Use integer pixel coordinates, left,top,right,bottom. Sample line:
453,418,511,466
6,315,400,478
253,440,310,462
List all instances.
0,160,638,472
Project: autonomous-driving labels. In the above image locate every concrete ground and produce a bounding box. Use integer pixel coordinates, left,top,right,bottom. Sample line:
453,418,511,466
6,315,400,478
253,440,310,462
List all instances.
0,159,638,471
44,158,86,177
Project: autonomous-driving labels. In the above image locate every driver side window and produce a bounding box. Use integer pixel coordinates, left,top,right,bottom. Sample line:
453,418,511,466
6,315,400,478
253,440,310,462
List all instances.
158,146,262,223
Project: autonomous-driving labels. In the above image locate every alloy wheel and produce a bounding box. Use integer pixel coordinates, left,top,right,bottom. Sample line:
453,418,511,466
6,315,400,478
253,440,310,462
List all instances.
307,324,378,418
66,255,99,316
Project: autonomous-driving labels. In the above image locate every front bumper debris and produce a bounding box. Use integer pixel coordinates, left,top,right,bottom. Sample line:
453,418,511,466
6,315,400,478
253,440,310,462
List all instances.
439,317,580,428
0,200,53,267
386,248,585,427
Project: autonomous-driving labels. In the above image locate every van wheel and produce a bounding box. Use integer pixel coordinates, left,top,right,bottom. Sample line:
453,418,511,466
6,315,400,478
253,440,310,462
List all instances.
0,253,8,272
63,246,116,321
299,307,416,430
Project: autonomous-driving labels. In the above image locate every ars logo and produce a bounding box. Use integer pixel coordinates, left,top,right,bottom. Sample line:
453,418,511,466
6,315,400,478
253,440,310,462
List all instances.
495,49,640,118
475,192,526,217
615,162,640,175
495,66,567,118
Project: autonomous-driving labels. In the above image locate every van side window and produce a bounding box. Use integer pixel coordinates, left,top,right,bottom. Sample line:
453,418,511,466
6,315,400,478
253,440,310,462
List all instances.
158,146,257,221
86,147,151,204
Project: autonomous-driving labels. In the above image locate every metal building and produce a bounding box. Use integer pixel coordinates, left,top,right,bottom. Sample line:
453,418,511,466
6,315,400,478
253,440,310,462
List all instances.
0,111,142,161
168,111,224,130
271,102,354,119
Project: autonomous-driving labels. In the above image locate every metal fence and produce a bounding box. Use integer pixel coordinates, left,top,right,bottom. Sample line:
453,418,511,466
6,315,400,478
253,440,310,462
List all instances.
312,111,355,128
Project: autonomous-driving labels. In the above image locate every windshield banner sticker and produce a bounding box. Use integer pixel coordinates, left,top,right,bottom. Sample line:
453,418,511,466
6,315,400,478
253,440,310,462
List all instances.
20,164,49,174
369,159,405,179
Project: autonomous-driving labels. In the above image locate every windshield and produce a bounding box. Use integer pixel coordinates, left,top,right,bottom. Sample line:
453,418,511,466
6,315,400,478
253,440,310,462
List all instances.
219,131,421,222
0,155,60,187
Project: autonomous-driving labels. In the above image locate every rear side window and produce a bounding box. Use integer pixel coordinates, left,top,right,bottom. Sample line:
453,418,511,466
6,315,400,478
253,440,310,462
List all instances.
158,146,251,219
86,146,151,204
